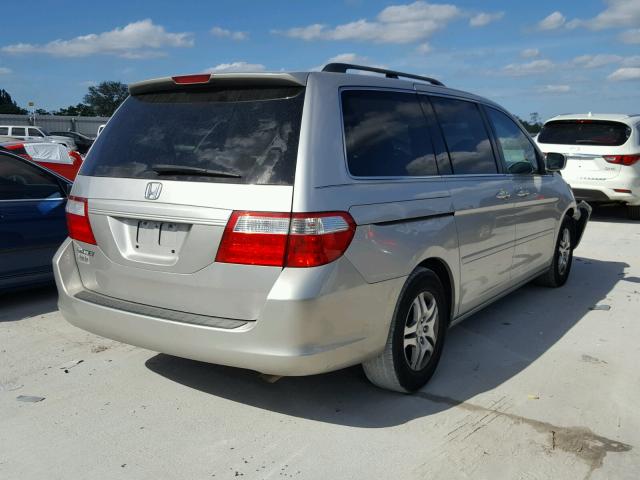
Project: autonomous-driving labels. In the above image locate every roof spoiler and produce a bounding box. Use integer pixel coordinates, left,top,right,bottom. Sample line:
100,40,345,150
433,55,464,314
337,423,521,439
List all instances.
129,72,307,95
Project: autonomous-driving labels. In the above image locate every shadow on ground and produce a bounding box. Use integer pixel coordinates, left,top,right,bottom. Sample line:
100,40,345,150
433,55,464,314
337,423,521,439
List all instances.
0,284,58,322
590,204,636,224
146,256,626,428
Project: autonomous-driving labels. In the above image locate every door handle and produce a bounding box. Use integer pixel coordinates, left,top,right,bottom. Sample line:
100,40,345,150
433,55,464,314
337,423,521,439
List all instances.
496,190,511,200
516,190,530,197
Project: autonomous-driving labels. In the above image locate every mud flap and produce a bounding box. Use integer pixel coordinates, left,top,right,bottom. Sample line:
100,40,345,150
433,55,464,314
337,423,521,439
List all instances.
572,201,592,248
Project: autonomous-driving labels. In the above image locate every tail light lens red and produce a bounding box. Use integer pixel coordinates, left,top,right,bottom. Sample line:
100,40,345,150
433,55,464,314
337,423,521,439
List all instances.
65,196,97,245
216,211,356,268
603,154,640,166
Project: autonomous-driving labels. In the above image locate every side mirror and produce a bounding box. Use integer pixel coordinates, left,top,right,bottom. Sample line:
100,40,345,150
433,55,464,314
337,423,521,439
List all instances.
546,152,566,171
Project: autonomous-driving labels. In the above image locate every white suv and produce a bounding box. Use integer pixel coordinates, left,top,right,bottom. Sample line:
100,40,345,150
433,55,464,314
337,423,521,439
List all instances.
0,125,77,151
536,113,640,219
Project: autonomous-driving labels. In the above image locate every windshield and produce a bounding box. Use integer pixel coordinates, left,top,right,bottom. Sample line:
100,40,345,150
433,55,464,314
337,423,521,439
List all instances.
80,86,305,184
538,120,631,146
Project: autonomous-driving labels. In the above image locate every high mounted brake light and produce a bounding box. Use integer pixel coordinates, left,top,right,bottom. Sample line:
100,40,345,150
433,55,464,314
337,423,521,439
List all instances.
66,196,97,245
171,74,212,85
216,211,356,268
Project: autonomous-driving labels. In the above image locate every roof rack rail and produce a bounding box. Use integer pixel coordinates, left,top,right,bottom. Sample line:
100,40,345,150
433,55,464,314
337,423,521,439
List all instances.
322,63,445,87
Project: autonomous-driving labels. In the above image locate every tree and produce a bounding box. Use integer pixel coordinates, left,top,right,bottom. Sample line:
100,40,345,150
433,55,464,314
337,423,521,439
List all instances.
53,103,96,117
516,114,543,134
34,108,50,115
83,81,128,116
0,89,27,114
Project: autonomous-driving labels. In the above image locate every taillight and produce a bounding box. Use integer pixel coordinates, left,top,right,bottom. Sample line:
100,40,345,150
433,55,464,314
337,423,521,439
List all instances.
172,74,211,84
65,196,96,245
286,213,356,267
216,211,356,268
603,154,640,166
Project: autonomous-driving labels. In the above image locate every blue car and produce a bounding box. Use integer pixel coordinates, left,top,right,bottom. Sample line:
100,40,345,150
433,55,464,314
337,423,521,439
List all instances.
0,150,71,291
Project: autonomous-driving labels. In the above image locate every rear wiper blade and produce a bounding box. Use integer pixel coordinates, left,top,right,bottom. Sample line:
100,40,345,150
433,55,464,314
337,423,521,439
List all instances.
151,164,241,178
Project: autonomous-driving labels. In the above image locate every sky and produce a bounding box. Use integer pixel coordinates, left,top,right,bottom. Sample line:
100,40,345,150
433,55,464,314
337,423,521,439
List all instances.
0,0,639,121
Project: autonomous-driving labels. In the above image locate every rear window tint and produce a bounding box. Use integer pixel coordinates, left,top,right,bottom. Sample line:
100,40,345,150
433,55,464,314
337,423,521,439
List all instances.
538,120,631,146
341,90,438,177
81,87,305,185
430,97,497,175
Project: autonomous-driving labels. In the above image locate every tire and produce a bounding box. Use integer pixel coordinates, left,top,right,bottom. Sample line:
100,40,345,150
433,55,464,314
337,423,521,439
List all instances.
628,205,640,220
535,217,574,288
362,268,448,393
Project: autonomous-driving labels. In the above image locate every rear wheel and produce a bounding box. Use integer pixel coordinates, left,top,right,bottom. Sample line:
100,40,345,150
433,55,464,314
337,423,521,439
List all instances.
535,217,574,288
362,268,448,393
628,205,640,220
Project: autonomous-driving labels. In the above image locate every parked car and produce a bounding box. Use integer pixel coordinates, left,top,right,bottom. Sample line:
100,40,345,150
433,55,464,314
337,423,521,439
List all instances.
536,113,640,219
0,125,78,151
0,150,70,291
49,131,95,155
0,141,83,181
53,64,590,392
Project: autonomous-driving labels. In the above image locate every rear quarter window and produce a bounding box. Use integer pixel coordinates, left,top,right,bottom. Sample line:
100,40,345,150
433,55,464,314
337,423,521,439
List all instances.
538,120,631,146
81,87,305,185
341,90,438,177
430,96,498,175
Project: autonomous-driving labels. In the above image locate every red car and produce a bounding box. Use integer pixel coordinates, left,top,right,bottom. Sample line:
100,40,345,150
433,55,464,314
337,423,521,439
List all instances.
0,142,83,180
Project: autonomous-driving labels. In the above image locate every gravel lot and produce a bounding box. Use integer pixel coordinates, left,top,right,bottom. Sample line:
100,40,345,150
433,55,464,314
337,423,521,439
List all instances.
1,205,639,480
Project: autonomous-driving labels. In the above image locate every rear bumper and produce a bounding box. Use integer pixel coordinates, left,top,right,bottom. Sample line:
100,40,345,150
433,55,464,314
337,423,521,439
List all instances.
53,238,404,376
568,181,640,206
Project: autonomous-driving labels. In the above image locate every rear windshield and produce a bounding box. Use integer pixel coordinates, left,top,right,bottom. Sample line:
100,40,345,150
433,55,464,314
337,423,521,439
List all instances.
538,120,631,146
81,86,305,184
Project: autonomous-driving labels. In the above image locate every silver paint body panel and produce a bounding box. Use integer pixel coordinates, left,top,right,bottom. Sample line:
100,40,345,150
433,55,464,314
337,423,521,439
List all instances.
54,71,578,375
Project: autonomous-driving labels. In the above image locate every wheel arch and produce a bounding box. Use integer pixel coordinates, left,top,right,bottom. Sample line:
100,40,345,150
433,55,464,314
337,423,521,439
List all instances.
416,257,455,325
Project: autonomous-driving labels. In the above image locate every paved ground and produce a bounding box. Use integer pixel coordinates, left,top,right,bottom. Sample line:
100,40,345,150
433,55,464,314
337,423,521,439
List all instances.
1,205,639,480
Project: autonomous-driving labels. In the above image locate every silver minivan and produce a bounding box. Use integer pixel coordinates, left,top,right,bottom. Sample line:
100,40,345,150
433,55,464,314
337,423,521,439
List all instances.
54,64,591,392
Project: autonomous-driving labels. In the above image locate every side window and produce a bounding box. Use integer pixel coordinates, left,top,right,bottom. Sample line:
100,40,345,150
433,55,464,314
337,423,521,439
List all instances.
341,90,438,177
486,107,539,174
29,128,45,137
430,97,498,174
0,154,63,200
0,127,8,135
12,127,26,136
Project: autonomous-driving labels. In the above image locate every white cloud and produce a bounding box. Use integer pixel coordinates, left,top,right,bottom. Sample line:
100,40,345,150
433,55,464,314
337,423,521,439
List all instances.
0,67,12,74
325,53,369,64
502,59,554,76
210,26,247,41
620,28,640,43
622,55,640,67
469,11,504,27
538,84,571,93
571,0,640,30
520,48,540,58
277,1,462,44
204,61,266,73
312,53,379,71
1,19,192,58
608,67,640,81
537,11,566,30
416,42,432,54
572,54,622,68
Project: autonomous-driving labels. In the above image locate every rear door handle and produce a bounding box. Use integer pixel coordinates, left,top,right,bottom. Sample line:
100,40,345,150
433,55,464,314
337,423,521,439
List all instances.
496,190,511,200
516,190,530,197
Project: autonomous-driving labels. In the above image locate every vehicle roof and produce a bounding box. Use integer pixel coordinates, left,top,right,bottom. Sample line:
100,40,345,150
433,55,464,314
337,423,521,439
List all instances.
128,70,502,111
546,113,640,124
